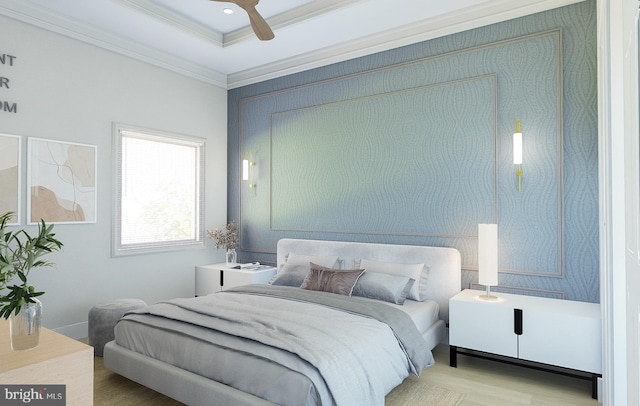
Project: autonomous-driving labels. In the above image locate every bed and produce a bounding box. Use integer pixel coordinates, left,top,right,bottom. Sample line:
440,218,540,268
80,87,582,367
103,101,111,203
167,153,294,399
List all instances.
103,238,461,406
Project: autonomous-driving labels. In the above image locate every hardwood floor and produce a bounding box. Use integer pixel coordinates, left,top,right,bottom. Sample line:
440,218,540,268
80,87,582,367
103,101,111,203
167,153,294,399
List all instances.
87,338,600,405
428,344,600,406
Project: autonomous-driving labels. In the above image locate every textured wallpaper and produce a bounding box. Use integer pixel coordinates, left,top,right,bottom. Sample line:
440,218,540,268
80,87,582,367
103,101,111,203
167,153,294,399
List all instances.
270,75,497,236
228,1,598,302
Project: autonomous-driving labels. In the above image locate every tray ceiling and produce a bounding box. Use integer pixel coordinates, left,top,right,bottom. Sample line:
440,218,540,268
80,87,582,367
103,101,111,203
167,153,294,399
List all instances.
0,0,583,88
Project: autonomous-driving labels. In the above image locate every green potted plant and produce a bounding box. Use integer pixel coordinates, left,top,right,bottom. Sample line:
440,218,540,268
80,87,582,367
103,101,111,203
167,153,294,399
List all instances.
0,211,63,350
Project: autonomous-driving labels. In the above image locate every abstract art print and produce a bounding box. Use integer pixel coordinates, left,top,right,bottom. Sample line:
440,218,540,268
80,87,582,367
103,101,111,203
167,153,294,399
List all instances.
0,133,21,224
27,138,97,224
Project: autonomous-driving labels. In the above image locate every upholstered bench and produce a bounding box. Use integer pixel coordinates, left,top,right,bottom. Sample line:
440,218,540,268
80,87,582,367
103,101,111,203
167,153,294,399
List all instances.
88,298,147,356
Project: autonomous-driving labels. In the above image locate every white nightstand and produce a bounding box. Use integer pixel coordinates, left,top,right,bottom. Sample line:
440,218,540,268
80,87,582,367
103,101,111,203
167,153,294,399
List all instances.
195,263,277,296
449,289,602,399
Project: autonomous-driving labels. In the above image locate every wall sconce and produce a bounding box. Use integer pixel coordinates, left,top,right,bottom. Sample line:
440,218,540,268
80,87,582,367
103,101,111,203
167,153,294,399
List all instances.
478,223,499,301
513,120,523,192
242,159,250,181
242,152,255,192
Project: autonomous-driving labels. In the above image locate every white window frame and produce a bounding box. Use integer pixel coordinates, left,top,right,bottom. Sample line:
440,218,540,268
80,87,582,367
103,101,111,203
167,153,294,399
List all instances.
112,123,205,256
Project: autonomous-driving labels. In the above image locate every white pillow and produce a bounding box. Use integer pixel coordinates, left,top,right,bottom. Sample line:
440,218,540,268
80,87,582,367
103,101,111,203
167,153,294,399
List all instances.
358,258,428,301
352,272,415,305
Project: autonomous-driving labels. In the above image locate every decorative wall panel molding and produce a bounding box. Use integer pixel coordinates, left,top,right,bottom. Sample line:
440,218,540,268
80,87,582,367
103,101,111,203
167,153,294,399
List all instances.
230,1,598,302
240,29,562,277
270,75,497,237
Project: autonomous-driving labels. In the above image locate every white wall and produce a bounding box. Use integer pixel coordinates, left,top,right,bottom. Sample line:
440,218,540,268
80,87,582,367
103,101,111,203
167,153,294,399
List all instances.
0,15,227,337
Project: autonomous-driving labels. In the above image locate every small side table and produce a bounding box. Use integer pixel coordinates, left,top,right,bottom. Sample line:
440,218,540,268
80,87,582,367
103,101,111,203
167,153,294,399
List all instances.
449,289,601,399
0,319,94,405
195,263,277,296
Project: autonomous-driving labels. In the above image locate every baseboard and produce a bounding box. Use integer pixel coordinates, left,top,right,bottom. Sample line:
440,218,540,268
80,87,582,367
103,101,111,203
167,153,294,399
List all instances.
598,377,603,403
52,321,88,340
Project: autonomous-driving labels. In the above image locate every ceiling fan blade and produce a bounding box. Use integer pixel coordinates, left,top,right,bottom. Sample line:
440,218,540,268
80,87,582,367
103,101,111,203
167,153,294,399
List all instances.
209,0,274,41
242,5,275,41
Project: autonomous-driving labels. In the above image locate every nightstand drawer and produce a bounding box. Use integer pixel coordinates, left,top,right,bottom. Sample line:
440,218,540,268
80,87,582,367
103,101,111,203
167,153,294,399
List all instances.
449,295,518,357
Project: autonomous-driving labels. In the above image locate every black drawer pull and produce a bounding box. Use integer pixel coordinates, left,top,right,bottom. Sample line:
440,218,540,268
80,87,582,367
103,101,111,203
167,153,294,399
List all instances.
514,308,523,335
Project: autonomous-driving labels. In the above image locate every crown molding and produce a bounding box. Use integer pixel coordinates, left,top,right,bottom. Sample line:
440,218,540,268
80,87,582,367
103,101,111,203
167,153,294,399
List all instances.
115,0,224,47
223,0,363,46
114,0,365,48
1,0,584,90
0,0,228,88
227,0,584,88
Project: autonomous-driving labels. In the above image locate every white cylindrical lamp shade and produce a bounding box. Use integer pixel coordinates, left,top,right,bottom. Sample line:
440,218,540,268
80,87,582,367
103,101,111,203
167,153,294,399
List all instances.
513,132,523,165
478,224,498,286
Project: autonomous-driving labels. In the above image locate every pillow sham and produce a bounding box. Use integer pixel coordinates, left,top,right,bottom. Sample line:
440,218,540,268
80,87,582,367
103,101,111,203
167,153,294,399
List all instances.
271,253,341,287
352,271,415,305
358,258,428,301
300,262,365,296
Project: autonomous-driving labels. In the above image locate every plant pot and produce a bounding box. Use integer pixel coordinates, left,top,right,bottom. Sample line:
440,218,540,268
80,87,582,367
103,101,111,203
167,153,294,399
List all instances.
9,298,42,351
226,248,237,266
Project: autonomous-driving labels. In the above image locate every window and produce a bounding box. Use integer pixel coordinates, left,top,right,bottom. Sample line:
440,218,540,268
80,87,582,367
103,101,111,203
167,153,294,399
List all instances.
113,124,205,255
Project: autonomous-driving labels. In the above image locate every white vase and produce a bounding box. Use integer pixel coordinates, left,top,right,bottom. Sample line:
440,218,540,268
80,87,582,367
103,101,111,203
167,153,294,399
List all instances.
226,248,237,266
9,298,42,351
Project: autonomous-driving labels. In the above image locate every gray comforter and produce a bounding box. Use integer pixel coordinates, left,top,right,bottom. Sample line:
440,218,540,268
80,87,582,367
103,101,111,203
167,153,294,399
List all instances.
120,285,434,406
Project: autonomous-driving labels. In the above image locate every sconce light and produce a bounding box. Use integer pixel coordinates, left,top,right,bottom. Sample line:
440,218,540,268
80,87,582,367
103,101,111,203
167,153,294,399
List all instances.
242,159,250,181
478,223,499,301
242,152,255,192
513,120,523,192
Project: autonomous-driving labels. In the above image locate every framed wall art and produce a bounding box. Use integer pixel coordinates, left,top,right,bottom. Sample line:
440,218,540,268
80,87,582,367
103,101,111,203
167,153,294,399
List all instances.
27,138,97,224
0,133,21,225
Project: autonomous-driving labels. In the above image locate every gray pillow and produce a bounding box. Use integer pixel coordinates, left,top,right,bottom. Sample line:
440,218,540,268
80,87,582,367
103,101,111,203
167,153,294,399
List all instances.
269,252,340,288
270,253,341,286
270,263,311,287
352,271,415,305
300,262,365,296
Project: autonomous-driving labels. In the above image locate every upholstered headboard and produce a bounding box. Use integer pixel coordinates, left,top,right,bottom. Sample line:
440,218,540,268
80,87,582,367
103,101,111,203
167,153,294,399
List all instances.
276,239,462,323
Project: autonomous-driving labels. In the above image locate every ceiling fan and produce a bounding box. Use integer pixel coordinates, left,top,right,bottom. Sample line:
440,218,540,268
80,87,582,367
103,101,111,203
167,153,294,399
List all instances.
210,0,275,41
